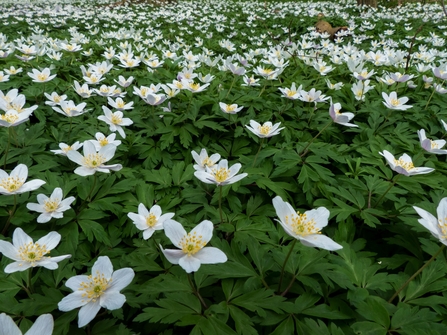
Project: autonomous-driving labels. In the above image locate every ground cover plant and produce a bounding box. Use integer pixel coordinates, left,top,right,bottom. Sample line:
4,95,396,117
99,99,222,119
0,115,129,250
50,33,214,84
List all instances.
1,0,447,333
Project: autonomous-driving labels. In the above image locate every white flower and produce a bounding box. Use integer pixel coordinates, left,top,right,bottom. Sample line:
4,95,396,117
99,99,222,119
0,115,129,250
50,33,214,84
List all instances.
107,97,133,111
219,102,243,114
191,148,221,171
27,68,56,83
194,159,247,186
67,140,122,176
58,256,135,328
73,81,94,98
272,196,342,251
329,103,358,127
90,132,121,151
0,164,45,195
413,198,447,245
50,141,83,156
114,75,134,88
52,101,88,117
26,187,75,223
245,120,284,138
0,313,53,335
379,150,435,176
278,83,302,100
44,92,67,106
160,220,227,273
0,228,71,273
418,129,447,154
127,204,175,240
382,92,412,110
0,110,33,127
98,106,133,139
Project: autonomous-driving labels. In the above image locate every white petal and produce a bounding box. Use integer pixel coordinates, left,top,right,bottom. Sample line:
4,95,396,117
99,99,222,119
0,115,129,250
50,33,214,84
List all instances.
0,313,21,335
92,256,113,280
10,164,28,180
5,261,32,273
160,246,184,264
19,180,46,193
414,205,441,237
25,314,54,335
12,228,32,248
0,240,19,260
305,207,330,229
178,255,201,273
108,268,134,292
65,275,90,291
58,292,87,311
137,203,149,217
78,301,101,327
190,220,213,244
142,229,155,240
163,220,187,247
99,292,126,310
36,231,61,250
300,234,343,251
67,150,85,166
194,247,227,264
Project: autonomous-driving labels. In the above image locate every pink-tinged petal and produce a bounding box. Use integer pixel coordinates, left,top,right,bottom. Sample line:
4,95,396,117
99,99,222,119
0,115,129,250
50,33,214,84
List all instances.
0,240,19,260
10,164,28,180
301,234,343,251
99,292,125,310
5,261,32,273
160,246,184,264
305,207,330,229
65,275,90,291
58,292,87,311
25,314,54,335
36,231,61,250
194,247,227,264
108,268,134,292
92,256,113,280
67,150,84,166
190,220,213,244
179,255,201,273
12,228,32,247
163,220,187,247
0,313,21,335
78,301,101,328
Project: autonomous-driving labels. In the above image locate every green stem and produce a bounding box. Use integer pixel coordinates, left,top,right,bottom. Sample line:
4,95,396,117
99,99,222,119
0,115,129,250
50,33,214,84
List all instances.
3,127,11,169
224,76,236,100
187,273,208,309
258,83,266,97
300,121,332,157
219,185,223,225
424,80,444,110
277,239,297,294
87,174,97,202
1,194,17,236
27,267,34,293
373,174,401,208
388,244,446,303
252,139,264,167
281,274,296,297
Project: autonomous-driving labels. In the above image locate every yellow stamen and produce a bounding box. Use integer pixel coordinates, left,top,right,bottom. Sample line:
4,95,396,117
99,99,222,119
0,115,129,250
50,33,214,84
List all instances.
18,242,49,266
258,124,271,135
0,176,24,192
179,231,206,256
83,153,106,168
393,158,414,171
79,272,110,303
212,167,230,183
285,212,321,236
146,214,157,227
44,199,59,212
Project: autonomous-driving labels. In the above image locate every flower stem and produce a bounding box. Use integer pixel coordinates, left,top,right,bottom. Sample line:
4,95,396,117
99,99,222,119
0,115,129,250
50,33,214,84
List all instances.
252,138,264,167
373,174,401,208
299,121,332,158
388,244,446,303
87,174,97,202
258,83,266,97
224,76,236,100
3,127,11,169
1,194,17,236
187,273,208,309
219,185,223,225
27,267,34,293
277,239,297,294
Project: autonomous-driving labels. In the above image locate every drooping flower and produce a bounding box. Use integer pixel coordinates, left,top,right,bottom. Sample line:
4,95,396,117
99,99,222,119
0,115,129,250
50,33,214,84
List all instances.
127,204,175,240
413,198,447,246
0,313,53,335
417,129,447,154
97,106,133,139
191,148,221,172
26,187,76,223
272,196,342,250
160,220,227,273
0,228,71,273
66,140,122,176
382,92,412,110
329,103,358,127
58,256,135,328
194,159,247,185
0,164,45,195
245,120,284,138
379,150,434,176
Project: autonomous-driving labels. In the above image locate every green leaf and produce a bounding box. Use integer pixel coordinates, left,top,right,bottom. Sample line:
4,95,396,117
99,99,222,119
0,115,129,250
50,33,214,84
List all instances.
78,219,112,246
351,321,387,335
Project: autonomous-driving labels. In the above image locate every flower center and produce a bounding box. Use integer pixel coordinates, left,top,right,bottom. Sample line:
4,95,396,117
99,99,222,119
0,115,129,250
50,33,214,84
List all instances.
212,167,230,183
286,90,296,97
18,242,49,266
62,146,72,153
53,95,61,103
83,153,106,168
44,198,60,212
431,141,439,149
37,73,48,81
189,82,200,91
0,176,24,192
225,105,236,112
79,272,110,303
258,124,271,135
179,231,206,256
438,217,447,239
111,114,122,124
390,98,400,106
146,213,157,227
99,137,109,146
285,212,321,236
202,157,214,167
0,113,19,124
394,158,414,171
